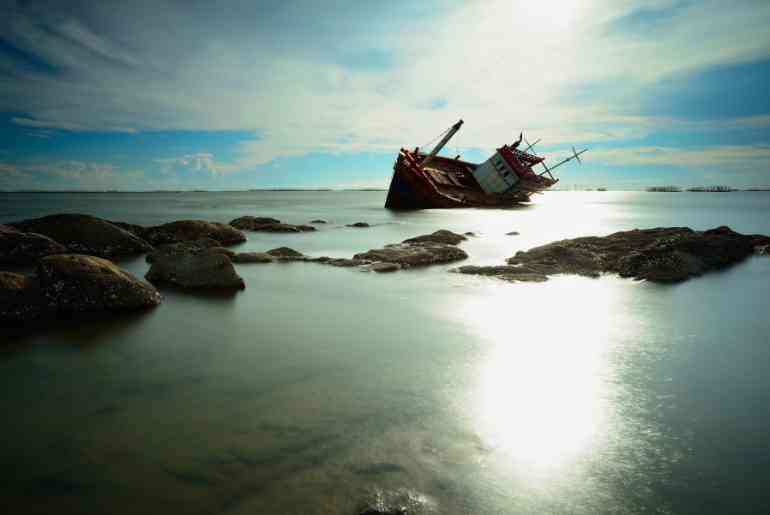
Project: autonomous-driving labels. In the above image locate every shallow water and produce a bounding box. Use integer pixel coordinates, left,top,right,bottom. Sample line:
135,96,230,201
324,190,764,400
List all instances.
1,191,770,514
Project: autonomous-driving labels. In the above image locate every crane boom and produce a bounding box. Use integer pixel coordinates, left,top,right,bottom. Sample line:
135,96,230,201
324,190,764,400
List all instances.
420,119,463,167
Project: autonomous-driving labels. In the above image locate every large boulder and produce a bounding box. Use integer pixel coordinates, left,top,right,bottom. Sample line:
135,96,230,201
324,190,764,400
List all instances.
232,252,273,263
142,220,246,246
37,254,161,314
230,216,315,232
1,255,161,325
8,214,152,258
0,224,67,265
146,249,245,290
0,272,43,323
267,247,304,258
454,226,770,284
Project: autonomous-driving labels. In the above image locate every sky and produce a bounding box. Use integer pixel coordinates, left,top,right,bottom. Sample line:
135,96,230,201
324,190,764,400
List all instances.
1,0,769,191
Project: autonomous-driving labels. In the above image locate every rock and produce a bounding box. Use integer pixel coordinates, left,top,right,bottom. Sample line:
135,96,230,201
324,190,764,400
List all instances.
0,224,67,265
8,214,153,258
232,252,273,263
756,244,770,255
0,271,42,323
354,242,467,268
403,229,467,245
506,231,520,236
267,247,304,258
146,238,220,263
229,216,314,233
142,220,246,246
477,226,770,284
146,249,245,290
369,262,401,273
347,222,370,228
310,219,328,224
464,232,477,237
36,254,162,314
229,216,281,228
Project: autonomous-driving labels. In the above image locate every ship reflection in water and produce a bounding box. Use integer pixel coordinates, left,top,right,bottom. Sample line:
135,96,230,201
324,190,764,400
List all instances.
454,276,631,484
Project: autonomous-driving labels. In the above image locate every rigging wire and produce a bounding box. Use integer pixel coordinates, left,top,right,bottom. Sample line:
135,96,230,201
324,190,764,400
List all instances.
418,123,453,152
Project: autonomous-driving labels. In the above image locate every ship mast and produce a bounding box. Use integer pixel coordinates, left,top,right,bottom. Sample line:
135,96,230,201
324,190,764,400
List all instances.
420,119,463,168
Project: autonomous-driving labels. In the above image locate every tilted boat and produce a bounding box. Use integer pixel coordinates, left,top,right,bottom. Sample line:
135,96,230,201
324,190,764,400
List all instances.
385,119,586,209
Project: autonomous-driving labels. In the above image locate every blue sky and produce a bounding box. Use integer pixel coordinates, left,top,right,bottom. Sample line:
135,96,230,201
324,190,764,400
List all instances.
1,0,769,190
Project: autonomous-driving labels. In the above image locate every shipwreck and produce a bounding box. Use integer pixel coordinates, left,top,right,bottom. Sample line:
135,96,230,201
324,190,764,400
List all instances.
385,119,586,209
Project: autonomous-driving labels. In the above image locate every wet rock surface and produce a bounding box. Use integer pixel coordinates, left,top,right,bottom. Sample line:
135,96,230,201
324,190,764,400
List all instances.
8,214,152,258
146,238,220,263
0,224,67,264
142,220,246,246
1,255,161,324
458,226,770,284
146,248,244,290
230,216,315,232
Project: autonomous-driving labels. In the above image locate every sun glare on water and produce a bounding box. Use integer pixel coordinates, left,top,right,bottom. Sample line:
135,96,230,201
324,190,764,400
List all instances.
452,273,629,482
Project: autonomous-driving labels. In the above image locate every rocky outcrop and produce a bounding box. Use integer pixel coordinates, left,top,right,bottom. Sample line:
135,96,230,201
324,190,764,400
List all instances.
403,229,467,245
506,231,520,236
347,222,370,228
8,214,152,258
142,220,246,246
0,224,67,264
230,216,315,233
309,219,327,224
353,230,468,268
146,248,245,290
1,255,161,325
456,226,770,284
109,221,146,238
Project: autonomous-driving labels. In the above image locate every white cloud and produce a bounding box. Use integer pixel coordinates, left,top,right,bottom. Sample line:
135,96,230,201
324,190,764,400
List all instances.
0,0,769,169
154,153,218,176
589,145,770,171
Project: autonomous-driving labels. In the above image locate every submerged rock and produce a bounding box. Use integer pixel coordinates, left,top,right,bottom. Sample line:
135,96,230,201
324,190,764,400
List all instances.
0,224,67,264
230,216,314,232
2,255,161,325
310,219,328,224
403,229,467,245
368,262,401,273
8,214,153,258
146,249,245,290
267,247,304,258
452,265,548,283
232,252,273,263
347,222,370,228
506,231,520,236
142,220,245,246
458,226,770,284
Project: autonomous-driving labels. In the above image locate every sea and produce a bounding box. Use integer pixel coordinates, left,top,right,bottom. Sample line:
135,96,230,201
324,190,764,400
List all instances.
1,190,769,515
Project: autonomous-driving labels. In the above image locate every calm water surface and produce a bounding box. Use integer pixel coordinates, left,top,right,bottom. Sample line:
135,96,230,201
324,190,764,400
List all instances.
1,191,769,514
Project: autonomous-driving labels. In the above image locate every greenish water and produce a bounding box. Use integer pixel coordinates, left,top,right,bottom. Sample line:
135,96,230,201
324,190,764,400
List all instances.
1,191,770,514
